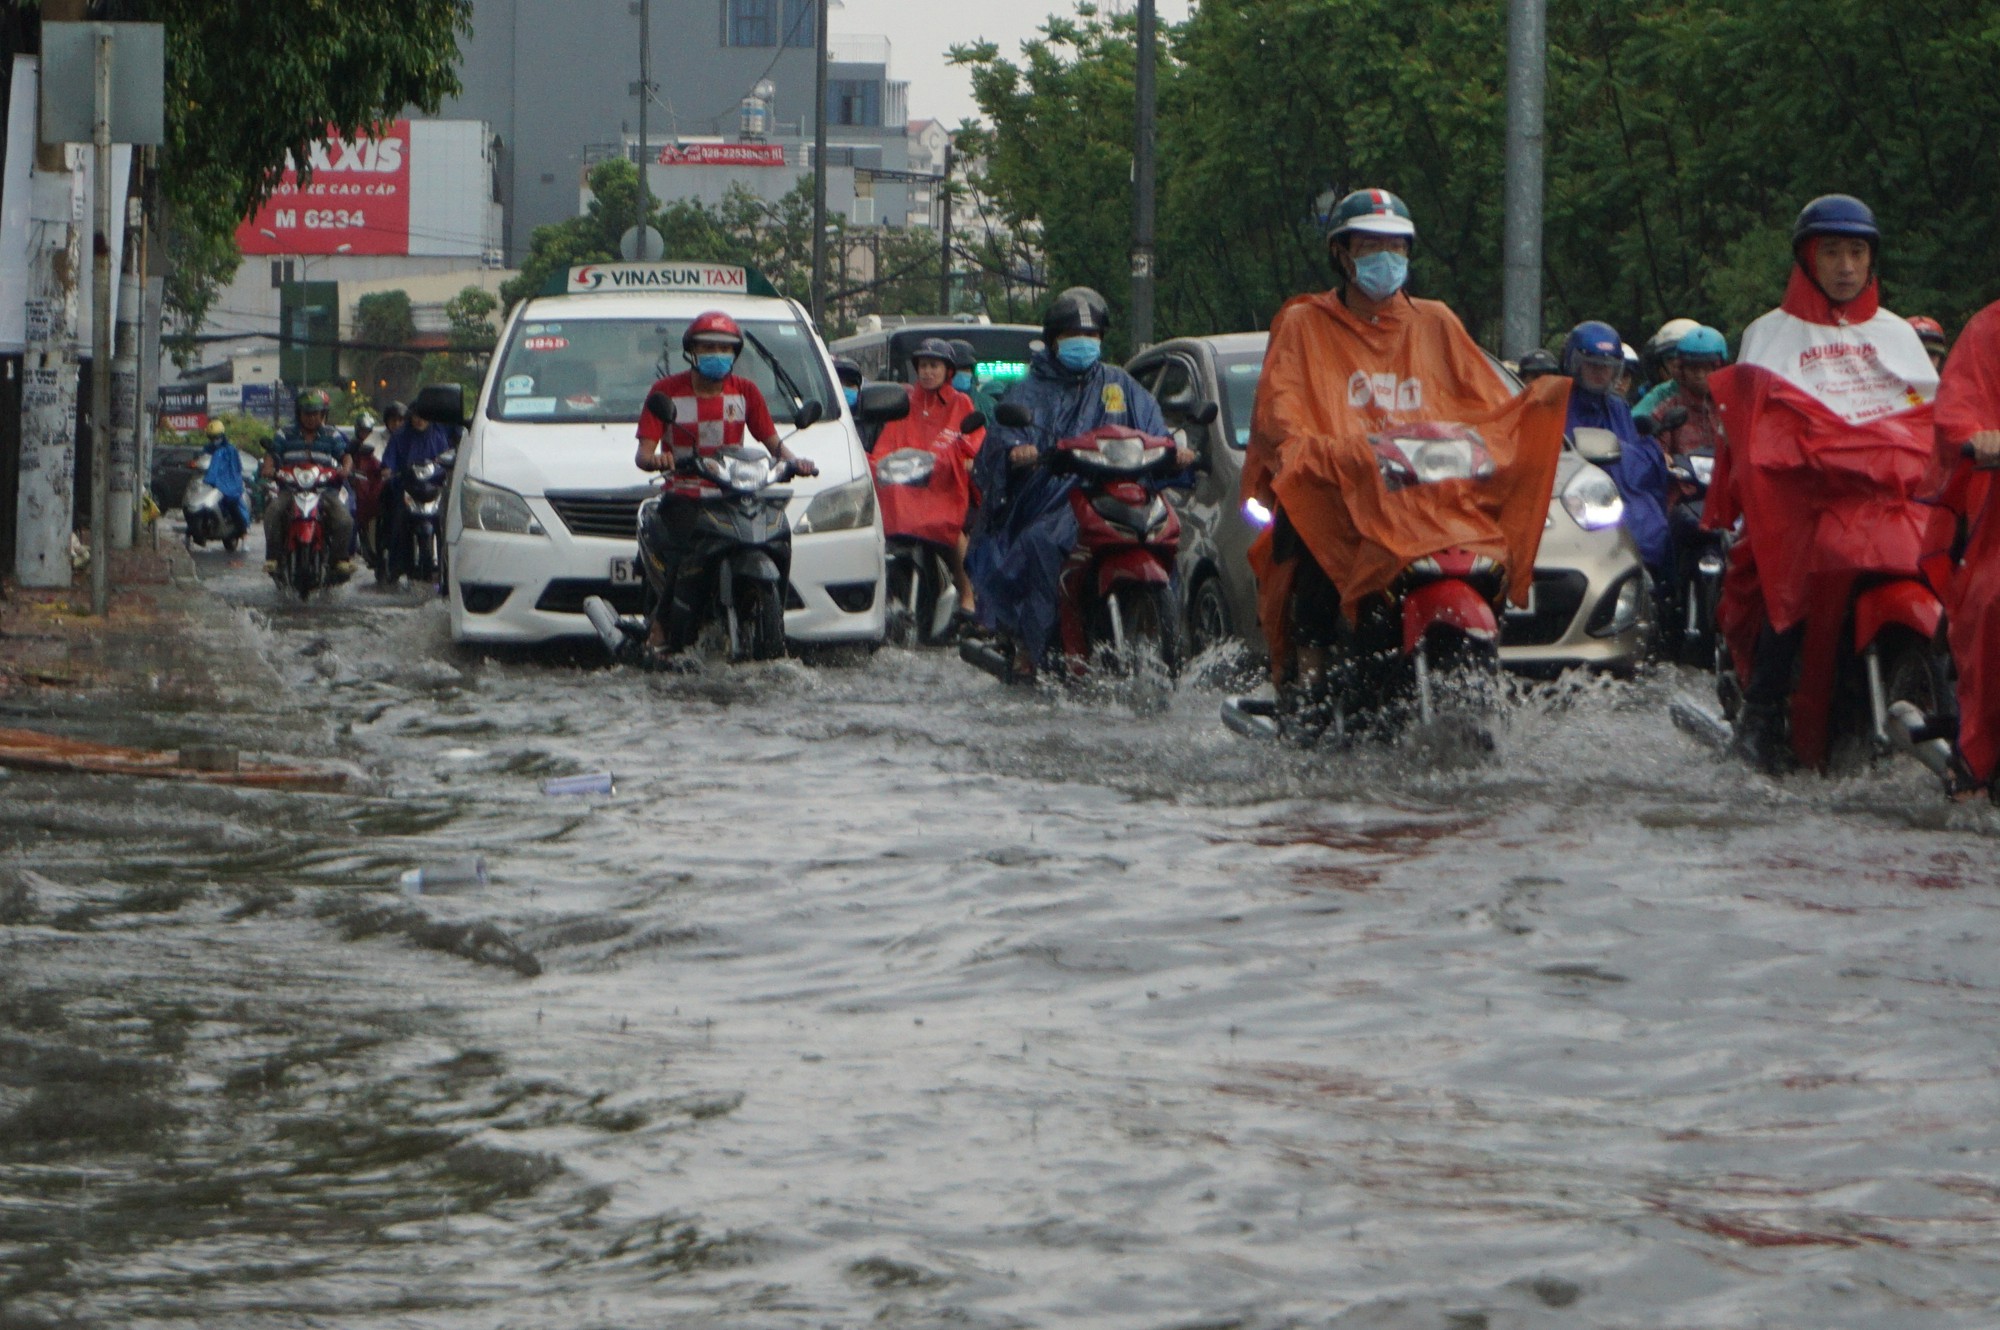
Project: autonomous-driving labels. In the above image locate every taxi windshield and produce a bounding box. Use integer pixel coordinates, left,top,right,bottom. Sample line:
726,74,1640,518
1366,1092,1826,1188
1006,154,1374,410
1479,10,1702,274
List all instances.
487,315,833,425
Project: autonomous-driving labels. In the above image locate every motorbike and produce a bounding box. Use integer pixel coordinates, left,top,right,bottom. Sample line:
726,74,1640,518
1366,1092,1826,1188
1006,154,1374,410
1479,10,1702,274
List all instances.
876,411,983,647
182,474,247,552
269,452,347,601
961,401,1209,691
584,393,816,665
387,448,457,586
1639,406,1729,667
1223,421,1539,745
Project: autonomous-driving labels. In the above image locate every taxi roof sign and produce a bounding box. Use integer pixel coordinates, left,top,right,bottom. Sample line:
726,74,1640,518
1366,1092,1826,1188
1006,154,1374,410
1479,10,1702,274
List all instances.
545,261,783,299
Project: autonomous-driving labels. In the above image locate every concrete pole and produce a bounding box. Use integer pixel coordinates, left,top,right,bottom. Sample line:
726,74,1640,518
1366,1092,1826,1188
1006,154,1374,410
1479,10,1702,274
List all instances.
1500,0,1546,361
112,252,140,549
88,29,113,613
637,0,652,255
810,0,829,326
1130,0,1158,352
938,142,952,316
15,154,85,589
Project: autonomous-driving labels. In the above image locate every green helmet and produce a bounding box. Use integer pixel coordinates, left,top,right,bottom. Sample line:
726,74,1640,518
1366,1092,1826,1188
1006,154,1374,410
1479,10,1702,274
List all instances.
1326,188,1417,249
296,388,332,415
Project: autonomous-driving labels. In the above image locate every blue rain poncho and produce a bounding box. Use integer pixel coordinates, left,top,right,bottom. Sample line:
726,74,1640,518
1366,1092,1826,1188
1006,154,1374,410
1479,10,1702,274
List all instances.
1567,385,1670,572
968,349,1180,662
201,438,250,529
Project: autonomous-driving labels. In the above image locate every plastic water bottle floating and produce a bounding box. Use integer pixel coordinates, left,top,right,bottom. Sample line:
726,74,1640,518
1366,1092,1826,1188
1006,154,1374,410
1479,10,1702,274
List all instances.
544,772,616,796
399,856,489,895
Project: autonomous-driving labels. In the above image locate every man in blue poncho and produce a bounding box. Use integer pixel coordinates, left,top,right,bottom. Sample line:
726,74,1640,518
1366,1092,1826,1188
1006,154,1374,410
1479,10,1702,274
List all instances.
969,287,1189,678
1564,320,1670,582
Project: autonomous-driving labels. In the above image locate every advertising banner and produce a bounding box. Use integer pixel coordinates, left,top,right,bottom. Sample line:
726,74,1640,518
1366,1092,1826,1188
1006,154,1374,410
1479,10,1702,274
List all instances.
158,383,207,433
237,120,412,256
656,142,788,168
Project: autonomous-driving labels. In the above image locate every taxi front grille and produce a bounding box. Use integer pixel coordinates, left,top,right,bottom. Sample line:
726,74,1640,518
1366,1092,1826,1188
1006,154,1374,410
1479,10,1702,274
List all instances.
545,490,648,540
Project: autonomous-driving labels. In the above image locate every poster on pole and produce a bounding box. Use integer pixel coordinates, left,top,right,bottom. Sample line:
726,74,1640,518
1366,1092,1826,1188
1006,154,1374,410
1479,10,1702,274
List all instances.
237,120,413,256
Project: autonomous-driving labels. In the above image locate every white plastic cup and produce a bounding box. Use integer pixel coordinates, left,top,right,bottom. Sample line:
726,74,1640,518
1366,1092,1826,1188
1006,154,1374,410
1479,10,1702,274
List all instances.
398,856,489,896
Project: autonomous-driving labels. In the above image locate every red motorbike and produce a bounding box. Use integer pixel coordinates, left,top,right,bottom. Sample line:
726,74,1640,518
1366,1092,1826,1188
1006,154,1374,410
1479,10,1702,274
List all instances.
964,409,1209,690
270,453,345,601
1225,422,1511,744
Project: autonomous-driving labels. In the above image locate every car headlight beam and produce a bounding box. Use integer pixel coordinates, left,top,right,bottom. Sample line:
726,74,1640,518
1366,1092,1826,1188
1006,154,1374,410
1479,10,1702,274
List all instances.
460,476,547,536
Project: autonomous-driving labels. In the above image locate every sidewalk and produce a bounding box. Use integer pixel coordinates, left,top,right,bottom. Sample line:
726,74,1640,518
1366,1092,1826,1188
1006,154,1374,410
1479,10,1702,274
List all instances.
0,535,256,714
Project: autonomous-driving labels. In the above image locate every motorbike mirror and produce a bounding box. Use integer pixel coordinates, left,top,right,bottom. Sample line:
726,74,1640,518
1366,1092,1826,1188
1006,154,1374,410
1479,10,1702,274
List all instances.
1190,400,1220,427
994,402,1035,429
643,391,676,425
411,383,467,428
793,398,825,430
1657,405,1690,433
1634,414,1659,438
855,383,911,425
959,412,986,434
1571,426,1624,465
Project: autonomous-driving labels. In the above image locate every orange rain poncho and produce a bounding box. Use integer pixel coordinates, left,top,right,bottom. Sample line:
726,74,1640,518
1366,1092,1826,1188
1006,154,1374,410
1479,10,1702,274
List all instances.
1242,291,1570,672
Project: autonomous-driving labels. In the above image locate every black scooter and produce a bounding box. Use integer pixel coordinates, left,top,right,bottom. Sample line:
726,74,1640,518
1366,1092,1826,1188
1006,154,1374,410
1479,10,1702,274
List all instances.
585,392,808,664
387,448,457,585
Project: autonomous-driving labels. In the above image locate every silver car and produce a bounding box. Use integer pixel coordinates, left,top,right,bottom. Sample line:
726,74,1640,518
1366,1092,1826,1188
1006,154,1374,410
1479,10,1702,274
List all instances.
1127,333,1650,677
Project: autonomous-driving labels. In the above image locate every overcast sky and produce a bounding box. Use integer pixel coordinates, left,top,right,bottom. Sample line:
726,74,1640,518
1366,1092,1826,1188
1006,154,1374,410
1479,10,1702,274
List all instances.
830,0,1197,128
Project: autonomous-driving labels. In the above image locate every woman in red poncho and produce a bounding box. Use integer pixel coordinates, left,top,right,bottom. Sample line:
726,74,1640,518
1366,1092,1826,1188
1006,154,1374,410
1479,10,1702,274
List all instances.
871,338,984,619
1929,300,2000,800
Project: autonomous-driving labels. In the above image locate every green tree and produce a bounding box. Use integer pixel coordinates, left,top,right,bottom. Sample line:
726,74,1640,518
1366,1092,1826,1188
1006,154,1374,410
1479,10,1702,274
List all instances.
354,290,416,348
123,0,472,332
444,285,499,351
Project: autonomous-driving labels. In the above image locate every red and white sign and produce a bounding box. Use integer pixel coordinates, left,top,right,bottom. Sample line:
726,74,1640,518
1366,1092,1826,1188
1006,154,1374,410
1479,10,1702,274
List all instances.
237,121,413,256
655,142,788,168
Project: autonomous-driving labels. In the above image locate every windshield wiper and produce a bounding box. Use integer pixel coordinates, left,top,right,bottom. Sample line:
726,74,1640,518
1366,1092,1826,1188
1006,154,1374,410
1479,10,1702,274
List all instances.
740,328,816,417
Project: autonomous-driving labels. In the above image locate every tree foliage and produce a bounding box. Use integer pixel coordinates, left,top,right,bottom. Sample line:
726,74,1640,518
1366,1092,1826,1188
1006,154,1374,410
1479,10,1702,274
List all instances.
957,0,2000,355
111,0,472,328
444,285,498,351
354,290,416,348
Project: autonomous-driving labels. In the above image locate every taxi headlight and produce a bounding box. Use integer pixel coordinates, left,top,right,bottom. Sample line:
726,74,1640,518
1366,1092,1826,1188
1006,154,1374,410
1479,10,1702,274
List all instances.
794,475,876,534
460,476,546,536
1560,466,1625,530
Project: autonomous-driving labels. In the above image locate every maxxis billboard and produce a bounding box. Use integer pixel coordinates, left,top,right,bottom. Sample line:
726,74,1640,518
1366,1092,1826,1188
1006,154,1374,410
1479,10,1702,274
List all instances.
237,121,413,256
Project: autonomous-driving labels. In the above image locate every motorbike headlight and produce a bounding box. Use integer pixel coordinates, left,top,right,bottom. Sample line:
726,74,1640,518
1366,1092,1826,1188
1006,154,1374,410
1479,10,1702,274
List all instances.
1242,496,1273,528
1687,454,1715,486
794,475,876,534
726,457,773,490
460,476,546,536
1561,466,1625,530
876,449,936,486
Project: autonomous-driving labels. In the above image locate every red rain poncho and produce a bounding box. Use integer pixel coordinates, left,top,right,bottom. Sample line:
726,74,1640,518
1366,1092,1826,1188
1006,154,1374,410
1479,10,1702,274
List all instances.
1927,298,2000,785
1243,290,1569,677
1705,265,1940,768
870,383,982,548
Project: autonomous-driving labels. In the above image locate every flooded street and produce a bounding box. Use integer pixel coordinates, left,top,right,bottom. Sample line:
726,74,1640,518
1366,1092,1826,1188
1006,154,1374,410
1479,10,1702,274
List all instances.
6,539,2000,1329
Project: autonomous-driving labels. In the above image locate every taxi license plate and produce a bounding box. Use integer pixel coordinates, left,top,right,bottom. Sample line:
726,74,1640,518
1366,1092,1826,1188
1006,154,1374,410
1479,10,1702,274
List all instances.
609,558,640,586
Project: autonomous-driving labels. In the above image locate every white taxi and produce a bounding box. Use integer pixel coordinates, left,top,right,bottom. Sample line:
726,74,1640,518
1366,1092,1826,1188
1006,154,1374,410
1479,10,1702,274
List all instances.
446,262,887,647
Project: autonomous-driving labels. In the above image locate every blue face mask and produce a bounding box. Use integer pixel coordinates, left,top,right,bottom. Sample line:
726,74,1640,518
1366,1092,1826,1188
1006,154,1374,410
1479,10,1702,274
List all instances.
1352,250,1409,301
953,371,973,392
843,386,860,408
1056,337,1102,372
695,353,735,382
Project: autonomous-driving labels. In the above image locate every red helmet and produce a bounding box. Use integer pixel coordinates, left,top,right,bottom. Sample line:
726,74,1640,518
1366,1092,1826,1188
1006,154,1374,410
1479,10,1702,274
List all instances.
682,310,744,354
1908,315,1946,347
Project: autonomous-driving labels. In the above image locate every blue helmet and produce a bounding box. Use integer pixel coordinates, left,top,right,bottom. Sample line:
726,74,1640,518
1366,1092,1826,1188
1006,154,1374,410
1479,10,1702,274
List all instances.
1792,194,1879,254
1676,325,1728,365
1562,320,1624,377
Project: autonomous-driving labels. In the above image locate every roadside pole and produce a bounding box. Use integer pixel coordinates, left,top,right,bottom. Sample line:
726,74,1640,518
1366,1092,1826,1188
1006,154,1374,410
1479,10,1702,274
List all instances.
1130,0,1157,352
636,0,651,254
938,142,952,316
1501,0,1546,360
87,28,112,613
111,210,139,549
810,0,829,326
15,149,85,589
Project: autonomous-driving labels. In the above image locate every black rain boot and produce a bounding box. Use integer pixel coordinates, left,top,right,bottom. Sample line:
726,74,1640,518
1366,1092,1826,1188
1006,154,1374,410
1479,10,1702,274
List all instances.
1732,700,1793,776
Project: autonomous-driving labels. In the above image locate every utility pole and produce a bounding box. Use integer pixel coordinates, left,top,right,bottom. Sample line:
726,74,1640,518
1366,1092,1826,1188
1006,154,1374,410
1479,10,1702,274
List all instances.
88,27,113,614
637,0,652,256
810,0,829,325
1501,0,1546,361
938,142,952,316
1130,0,1157,351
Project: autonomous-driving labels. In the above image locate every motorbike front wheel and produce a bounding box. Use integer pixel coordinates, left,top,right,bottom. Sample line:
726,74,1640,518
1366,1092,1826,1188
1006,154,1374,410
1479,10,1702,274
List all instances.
740,579,787,662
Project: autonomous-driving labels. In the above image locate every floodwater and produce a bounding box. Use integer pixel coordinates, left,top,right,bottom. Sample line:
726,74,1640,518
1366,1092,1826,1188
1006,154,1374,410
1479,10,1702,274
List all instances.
4,537,2000,1330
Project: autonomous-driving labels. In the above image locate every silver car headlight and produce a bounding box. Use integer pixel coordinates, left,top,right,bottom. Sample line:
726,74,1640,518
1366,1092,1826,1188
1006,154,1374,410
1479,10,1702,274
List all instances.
793,475,877,534
1560,465,1625,531
460,476,547,536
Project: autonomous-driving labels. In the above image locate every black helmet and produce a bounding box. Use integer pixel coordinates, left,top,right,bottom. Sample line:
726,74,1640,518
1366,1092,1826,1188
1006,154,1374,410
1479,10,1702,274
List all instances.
1516,348,1559,379
947,338,978,372
831,355,864,387
910,336,956,369
383,399,408,423
1043,286,1110,344
1792,194,1879,255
